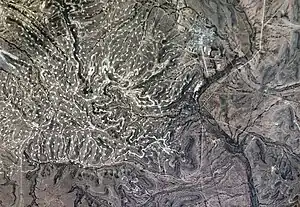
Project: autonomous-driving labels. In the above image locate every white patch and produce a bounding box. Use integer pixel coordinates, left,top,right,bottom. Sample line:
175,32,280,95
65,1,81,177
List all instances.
0,50,18,70
0,50,18,60
193,81,203,93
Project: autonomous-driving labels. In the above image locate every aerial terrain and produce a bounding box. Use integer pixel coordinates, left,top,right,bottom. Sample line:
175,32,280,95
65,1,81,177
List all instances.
0,0,300,206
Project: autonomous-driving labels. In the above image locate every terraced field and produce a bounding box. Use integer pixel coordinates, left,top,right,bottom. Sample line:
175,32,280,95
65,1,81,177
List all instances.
0,0,300,206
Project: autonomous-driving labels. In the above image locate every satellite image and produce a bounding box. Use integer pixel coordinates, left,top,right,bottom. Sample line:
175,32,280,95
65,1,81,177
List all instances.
0,0,300,206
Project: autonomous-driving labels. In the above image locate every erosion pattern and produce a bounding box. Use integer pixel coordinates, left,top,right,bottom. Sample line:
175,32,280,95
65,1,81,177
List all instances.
0,0,299,206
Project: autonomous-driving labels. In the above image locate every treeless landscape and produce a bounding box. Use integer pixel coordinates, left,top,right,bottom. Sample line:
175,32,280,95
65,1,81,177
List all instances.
0,0,299,206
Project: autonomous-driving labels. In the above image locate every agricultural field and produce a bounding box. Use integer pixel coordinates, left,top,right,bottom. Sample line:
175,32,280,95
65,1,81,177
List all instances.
0,0,300,206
